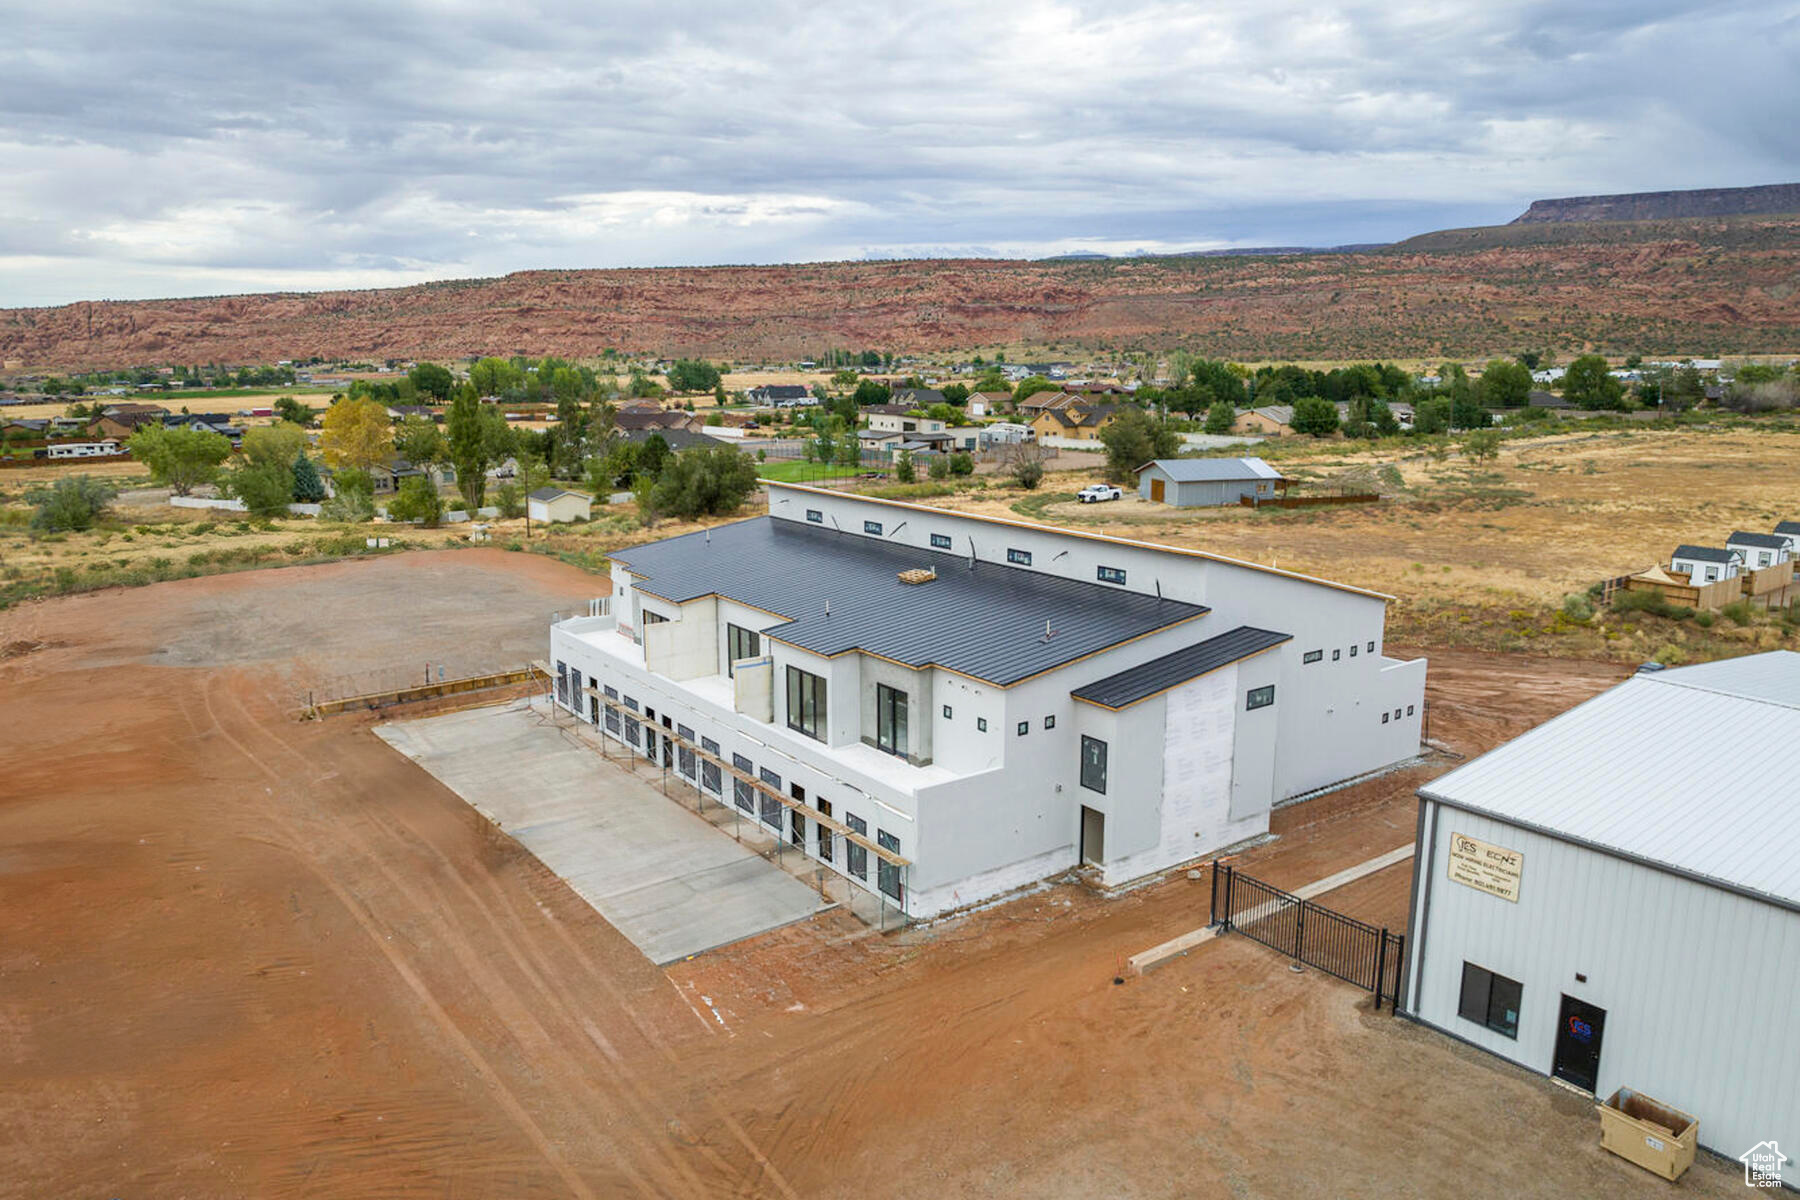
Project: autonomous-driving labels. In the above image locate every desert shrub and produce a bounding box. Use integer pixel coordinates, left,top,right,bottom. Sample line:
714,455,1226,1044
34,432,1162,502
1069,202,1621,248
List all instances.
1721,600,1754,626
1613,589,1692,620
928,455,951,480
1560,593,1595,622
1694,610,1716,627
494,480,526,519
30,477,116,532
387,477,443,526
949,451,974,476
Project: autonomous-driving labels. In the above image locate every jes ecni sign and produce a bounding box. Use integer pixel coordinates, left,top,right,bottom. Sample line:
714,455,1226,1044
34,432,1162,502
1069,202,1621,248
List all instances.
1448,833,1524,902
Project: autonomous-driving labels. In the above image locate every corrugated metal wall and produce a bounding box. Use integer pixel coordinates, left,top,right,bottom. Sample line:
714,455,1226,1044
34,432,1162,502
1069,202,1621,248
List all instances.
1408,803,1800,1186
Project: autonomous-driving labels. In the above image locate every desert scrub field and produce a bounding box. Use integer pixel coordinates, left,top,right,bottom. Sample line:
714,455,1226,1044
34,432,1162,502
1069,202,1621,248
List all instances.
931,424,1800,664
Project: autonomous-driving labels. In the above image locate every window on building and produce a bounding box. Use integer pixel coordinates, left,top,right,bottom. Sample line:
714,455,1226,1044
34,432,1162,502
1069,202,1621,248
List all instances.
1458,963,1522,1039
623,695,639,712
555,661,567,705
677,724,696,778
642,610,667,625
846,813,868,880
1096,565,1127,585
786,666,826,741
1332,649,1341,662
864,520,883,535
1350,644,1358,657
877,830,903,901
1382,712,1390,724
816,798,834,864
569,669,582,706
1303,650,1323,664
1080,736,1108,794
759,768,783,829
1368,640,1376,653
806,508,823,523
1017,721,1029,736
1705,567,1719,582
604,684,618,700
1007,548,1032,566
1407,705,1415,717
1043,714,1056,730
727,624,760,675
942,704,952,719
977,717,987,732
876,684,909,757
624,714,641,745
732,753,754,813
604,704,622,735
1246,685,1275,711
701,737,722,794
1393,708,1402,721
930,533,952,550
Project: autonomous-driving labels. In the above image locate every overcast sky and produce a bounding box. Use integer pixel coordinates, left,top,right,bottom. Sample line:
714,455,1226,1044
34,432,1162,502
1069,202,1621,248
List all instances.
3,0,1797,306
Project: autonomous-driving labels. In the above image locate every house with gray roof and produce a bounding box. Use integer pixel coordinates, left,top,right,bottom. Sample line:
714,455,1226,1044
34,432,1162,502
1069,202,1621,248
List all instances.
1135,457,1286,506
548,482,1425,919
1726,530,1793,570
1670,544,1741,583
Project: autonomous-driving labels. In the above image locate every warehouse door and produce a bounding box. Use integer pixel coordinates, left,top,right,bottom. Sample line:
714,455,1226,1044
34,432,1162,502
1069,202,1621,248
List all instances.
1079,806,1105,865
1551,995,1606,1093
1149,478,1165,503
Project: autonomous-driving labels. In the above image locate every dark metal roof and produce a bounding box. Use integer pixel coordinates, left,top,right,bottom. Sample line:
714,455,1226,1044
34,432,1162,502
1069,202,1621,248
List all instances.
1071,626,1291,709
1775,521,1800,536
1672,544,1739,564
612,517,1208,686
1727,530,1790,550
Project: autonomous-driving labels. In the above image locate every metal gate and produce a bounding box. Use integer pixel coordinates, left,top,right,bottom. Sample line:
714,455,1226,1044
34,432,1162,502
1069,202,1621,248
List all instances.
1210,863,1405,1010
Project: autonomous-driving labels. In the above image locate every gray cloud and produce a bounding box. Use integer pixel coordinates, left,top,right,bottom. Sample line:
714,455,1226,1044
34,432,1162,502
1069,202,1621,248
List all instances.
2,0,1796,304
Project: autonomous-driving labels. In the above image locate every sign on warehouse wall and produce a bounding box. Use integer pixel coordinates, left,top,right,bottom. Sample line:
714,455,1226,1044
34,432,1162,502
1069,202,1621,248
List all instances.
1447,832,1524,902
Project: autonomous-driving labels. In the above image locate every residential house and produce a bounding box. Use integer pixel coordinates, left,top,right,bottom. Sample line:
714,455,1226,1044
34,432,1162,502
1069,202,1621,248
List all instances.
747,385,814,407
1232,406,1296,437
1028,398,1123,444
1670,545,1741,583
966,391,1011,418
862,405,945,436
549,482,1424,919
1773,521,1800,554
615,408,699,434
620,427,715,452
1527,390,1571,410
1136,458,1285,507
1726,531,1792,571
528,487,594,524
890,388,946,410
979,422,1034,448
88,409,167,440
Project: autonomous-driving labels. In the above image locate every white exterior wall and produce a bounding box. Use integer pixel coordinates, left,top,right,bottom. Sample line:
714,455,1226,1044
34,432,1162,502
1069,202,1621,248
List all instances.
1407,802,1800,1187
1671,554,1738,581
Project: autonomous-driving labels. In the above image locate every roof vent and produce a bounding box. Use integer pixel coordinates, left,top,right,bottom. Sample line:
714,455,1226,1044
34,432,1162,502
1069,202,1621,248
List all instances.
898,568,937,585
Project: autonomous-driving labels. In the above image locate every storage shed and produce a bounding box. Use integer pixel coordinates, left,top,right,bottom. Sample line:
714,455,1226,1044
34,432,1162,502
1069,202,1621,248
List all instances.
1135,457,1285,507
1401,652,1800,1188
528,487,593,524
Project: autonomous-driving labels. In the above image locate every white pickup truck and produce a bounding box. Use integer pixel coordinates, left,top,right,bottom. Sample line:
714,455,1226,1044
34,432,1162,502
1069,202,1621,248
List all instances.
1077,483,1123,503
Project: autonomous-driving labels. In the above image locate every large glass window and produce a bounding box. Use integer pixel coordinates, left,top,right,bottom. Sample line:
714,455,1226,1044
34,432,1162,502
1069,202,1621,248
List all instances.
727,624,760,675
701,737,722,794
759,768,783,828
1458,962,1522,1039
876,684,909,757
816,798,834,864
846,813,868,880
877,830,903,901
1080,736,1108,794
1246,685,1275,711
732,753,754,813
786,666,826,741
677,724,696,779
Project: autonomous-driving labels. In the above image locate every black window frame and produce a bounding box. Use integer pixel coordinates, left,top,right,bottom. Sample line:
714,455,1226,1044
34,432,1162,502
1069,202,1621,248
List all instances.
732,753,754,813
805,508,823,523
604,704,622,735
863,520,883,535
727,623,760,676
1332,649,1341,662
1367,640,1376,653
941,704,952,719
977,717,987,732
758,767,783,828
676,723,696,778
930,532,952,550
785,665,827,741
1303,649,1323,664
876,684,909,757
1458,962,1522,1039
701,736,722,793
877,830,902,901
846,813,868,880
1096,565,1127,585
1350,644,1358,657
1080,735,1108,794
1006,547,1032,566
1246,684,1275,711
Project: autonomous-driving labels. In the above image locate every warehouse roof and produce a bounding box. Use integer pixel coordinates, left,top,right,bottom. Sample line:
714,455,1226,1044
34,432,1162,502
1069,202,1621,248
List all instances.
1071,626,1290,709
1671,544,1738,564
1420,651,1800,911
613,517,1207,686
1727,530,1790,550
1134,457,1284,483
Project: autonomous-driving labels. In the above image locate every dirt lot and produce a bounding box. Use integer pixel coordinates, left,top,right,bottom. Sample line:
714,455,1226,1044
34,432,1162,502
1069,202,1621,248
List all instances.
4,551,1750,1197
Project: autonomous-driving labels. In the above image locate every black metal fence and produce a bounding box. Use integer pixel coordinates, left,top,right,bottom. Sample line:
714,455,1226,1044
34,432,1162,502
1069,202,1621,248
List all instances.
1210,863,1405,1010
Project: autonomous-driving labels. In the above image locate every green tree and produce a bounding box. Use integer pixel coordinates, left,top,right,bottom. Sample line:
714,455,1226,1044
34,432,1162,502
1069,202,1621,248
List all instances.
1290,395,1339,437
395,414,445,463
1564,355,1624,410
1413,395,1452,435
241,421,309,469
273,396,314,427
127,424,232,496
851,379,891,408
639,433,673,480
387,475,443,526
1477,359,1532,408
645,446,760,519
928,454,951,480
1097,407,1180,481
320,467,374,522
1664,365,1705,412
1013,376,1057,403
1462,429,1501,462
291,454,327,503
227,460,294,518
948,451,974,476
1450,392,1489,430
469,356,524,397
666,359,723,393
408,362,454,401
895,449,916,483
446,386,505,509
940,383,970,406
1203,400,1236,435
30,476,116,531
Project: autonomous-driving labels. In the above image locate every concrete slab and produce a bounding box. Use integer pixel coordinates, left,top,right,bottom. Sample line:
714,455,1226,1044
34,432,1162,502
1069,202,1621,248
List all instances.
375,702,827,964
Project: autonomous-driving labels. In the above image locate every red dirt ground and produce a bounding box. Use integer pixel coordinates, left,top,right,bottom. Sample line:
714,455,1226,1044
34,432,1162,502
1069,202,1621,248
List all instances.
3,558,1742,1197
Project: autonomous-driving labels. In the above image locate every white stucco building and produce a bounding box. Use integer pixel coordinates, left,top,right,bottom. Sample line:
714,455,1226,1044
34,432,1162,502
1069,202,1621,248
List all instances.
1403,653,1800,1187
549,482,1425,919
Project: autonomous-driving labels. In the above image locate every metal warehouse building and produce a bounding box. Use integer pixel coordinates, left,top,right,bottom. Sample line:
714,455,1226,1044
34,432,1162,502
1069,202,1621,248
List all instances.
1402,652,1799,1187
1134,457,1285,507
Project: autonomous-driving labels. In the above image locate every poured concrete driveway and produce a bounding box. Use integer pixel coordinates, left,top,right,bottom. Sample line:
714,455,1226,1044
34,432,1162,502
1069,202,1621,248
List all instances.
375,701,826,964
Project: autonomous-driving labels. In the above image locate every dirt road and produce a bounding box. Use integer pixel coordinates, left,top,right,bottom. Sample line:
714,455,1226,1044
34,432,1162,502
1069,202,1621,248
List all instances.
5,557,1736,1197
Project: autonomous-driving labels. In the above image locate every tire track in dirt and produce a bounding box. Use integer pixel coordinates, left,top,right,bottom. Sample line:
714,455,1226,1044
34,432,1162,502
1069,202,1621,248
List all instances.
208,673,799,1199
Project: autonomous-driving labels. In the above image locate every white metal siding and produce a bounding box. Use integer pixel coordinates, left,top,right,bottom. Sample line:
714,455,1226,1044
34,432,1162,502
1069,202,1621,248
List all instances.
1410,803,1800,1186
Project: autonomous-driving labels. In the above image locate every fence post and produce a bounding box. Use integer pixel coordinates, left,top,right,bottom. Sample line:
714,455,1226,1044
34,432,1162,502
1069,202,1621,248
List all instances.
1221,865,1235,933
1294,898,1306,961
1209,860,1220,926
1374,926,1388,1010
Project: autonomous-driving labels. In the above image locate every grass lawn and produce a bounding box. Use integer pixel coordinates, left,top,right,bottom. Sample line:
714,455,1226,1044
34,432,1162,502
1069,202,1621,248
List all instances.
755,461,868,483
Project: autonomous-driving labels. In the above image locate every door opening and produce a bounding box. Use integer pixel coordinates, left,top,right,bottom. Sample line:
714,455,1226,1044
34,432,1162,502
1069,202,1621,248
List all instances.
1552,994,1606,1093
1079,806,1105,866
1149,478,1165,503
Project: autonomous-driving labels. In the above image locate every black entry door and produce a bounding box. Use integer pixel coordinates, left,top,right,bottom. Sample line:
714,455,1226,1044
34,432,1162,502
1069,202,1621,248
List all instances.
1552,995,1606,1093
